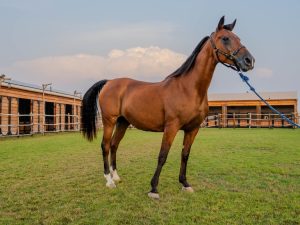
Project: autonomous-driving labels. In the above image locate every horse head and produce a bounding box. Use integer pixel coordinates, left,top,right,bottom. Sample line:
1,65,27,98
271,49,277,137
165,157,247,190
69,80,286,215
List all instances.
210,16,255,72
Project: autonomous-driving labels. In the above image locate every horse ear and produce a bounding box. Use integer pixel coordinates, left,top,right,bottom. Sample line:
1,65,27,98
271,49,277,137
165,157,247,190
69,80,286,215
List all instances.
224,19,237,31
217,16,225,31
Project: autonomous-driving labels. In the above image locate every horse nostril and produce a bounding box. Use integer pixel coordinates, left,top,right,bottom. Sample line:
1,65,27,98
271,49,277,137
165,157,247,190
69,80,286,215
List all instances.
244,56,251,66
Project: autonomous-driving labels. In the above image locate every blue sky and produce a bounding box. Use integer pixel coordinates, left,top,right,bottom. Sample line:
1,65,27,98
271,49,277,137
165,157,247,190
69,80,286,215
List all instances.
1,0,300,105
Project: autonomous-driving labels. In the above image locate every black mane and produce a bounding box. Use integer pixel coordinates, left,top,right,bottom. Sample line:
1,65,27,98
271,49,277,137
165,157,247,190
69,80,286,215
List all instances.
166,36,209,79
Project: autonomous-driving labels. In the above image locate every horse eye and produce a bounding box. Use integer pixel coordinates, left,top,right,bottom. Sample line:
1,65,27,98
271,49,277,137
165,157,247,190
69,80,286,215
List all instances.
222,36,229,42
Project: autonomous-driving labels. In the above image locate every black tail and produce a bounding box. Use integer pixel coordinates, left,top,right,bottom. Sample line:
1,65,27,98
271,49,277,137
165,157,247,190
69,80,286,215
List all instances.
81,80,108,141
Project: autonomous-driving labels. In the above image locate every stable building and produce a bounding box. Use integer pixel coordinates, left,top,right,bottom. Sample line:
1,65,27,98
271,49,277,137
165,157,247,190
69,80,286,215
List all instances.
207,92,298,128
0,77,298,136
0,79,81,136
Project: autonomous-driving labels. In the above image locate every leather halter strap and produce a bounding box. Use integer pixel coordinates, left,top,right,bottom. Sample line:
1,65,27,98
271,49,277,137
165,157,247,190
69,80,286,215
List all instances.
209,33,245,71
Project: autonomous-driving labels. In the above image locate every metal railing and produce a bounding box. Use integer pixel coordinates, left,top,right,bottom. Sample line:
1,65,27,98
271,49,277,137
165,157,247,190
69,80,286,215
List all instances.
0,112,80,137
202,113,299,128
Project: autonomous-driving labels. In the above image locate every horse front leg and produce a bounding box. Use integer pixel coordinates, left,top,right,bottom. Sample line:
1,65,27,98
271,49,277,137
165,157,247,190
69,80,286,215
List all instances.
148,125,178,200
179,128,199,192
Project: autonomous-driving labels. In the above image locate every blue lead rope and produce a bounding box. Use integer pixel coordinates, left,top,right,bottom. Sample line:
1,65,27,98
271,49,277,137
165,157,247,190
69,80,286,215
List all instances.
238,72,300,128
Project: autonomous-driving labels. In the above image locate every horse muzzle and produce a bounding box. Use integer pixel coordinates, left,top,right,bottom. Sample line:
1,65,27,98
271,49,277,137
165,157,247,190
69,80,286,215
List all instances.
236,53,255,72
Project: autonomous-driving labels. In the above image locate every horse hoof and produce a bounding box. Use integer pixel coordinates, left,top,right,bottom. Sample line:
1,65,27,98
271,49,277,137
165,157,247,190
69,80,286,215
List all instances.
112,175,121,183
148,192,160,200
182,186,194,193
106,182,116,189
110,169,121,182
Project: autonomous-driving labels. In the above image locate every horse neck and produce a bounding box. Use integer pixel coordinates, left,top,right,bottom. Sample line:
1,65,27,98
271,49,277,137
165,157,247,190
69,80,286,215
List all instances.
183,41,217,97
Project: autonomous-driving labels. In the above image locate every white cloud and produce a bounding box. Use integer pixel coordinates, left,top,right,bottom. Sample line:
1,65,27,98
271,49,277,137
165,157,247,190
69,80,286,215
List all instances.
1,47,186,92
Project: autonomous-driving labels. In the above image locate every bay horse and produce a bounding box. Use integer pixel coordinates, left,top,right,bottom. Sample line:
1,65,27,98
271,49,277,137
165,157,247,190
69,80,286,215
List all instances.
81,16,255,199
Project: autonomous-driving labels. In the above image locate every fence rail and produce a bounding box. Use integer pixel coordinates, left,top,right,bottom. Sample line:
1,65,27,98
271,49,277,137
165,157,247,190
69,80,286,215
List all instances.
202,113,300,128
0,112,299,137
0,112,80,137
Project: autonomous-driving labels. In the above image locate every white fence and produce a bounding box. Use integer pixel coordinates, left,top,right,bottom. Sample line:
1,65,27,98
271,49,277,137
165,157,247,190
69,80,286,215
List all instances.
202,113,299,128
1,112,298,137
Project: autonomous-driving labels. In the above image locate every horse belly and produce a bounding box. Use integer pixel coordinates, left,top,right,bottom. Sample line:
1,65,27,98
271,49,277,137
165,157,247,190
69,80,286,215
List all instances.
129,117,164,132
122,97,165,132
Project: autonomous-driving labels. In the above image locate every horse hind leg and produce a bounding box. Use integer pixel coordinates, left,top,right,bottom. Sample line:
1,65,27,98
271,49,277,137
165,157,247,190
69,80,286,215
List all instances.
179,128,199,193
101,119,117,188
110,117,130,182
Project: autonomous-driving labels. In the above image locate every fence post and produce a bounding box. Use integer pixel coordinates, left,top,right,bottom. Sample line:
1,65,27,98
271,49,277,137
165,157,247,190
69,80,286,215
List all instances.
233,113,236,128
7,97,12,135
17,112,20,136
292,112,297,129
249,113,251,128
31,113,33,135
214,115,217,128
68,113,70,130
78,114,80,131
43,113,45,135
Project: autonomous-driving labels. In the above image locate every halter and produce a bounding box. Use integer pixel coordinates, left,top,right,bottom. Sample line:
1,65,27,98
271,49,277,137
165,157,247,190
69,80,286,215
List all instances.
209,32,245,71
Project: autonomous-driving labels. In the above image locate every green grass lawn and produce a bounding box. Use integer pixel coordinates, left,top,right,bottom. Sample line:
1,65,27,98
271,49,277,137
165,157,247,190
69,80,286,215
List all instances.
0,129,299,225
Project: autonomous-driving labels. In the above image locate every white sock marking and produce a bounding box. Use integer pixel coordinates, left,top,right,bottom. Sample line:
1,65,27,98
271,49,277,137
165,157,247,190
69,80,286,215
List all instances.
110,166,121,182
104,173,116,188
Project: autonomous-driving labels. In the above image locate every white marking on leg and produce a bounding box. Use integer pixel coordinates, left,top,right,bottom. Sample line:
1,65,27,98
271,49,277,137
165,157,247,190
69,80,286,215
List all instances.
104,173,116,188
182,186,194,193
110,166,121,182
148,192,160,200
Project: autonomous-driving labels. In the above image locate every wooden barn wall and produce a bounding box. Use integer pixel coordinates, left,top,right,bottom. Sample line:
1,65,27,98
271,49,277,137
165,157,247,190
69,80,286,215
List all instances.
0,85,298,132
32,100,39,133
55,103,60,131
1,96,8,135
0,86,81,134
11,97,18,135
61,104,66,131
209,100,297,116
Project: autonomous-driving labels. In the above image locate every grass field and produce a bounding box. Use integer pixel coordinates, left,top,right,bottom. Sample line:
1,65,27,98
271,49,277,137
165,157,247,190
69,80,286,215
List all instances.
0,129,300,225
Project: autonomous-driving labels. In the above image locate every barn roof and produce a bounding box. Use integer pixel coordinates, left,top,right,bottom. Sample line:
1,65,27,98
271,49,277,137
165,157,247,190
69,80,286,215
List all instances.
1,79,81,99
208,91,298,101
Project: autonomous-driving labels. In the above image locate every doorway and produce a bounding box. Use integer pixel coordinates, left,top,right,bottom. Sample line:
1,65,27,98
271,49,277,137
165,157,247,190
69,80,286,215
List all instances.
45,102,55,131
65,104,73,130
18,98,31,134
